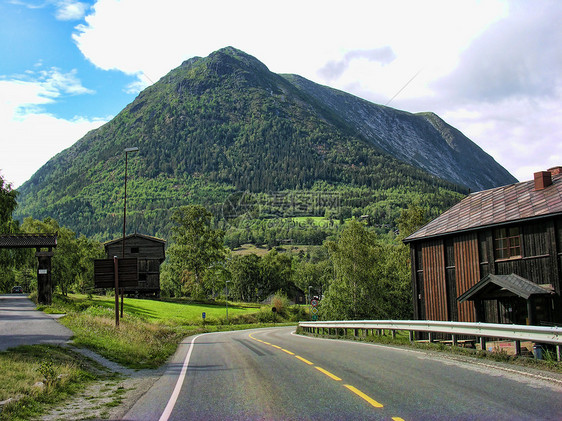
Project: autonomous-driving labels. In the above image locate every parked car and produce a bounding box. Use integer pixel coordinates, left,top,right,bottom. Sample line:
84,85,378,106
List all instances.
11,286,23,293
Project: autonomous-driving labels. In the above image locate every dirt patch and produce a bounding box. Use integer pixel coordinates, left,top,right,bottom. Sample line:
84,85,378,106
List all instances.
36,347,165,421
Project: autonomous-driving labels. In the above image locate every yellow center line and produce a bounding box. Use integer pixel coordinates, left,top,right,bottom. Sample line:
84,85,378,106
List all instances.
315,366,342,381
247,333,402,418
295,355,314,365
344,384,383,408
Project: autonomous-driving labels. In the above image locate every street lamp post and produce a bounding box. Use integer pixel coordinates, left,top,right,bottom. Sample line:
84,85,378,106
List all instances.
121,147,139,317
308,285,313,304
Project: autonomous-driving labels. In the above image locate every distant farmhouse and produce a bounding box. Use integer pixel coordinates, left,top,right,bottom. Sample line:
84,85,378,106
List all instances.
404,167,562,326
104,234,166,297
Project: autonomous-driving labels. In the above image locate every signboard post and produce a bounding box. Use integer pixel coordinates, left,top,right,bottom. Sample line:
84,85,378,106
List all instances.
94,257,138,327
114,256,119,326
310,298,319,321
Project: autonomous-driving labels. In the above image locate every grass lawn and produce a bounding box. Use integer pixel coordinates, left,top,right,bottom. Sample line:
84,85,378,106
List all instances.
61,294,259,325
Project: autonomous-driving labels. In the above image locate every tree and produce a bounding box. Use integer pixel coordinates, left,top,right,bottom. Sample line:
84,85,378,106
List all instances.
21,217,104,295
167,205,227,298
321,220,389,320
259,249,292,301
397,204,428,239
227,254,261,302
0,174,17,231
0,174,28,292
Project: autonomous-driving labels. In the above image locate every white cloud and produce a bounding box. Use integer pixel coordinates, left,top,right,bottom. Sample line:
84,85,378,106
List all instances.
72,0,508,92
54,0,89,20
9,0,89,20
0,74,106,188
441,96,562,181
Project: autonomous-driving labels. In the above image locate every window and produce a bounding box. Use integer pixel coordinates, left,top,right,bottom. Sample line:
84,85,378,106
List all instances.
131,247,139,254
494,227,521,259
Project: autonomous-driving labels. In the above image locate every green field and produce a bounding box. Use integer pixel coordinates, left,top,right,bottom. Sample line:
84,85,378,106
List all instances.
62,294,259,324
291,216,340,226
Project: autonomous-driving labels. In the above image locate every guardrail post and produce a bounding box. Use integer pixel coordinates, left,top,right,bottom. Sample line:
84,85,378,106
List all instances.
392,330,396,339
515,340,521,356
429,332,434,343
557,345,561,362
409,331,414,342
452,334,457,347
480,337,486,351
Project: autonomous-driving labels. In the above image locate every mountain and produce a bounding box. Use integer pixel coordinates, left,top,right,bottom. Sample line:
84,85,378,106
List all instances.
15,47,516,240
284,74,516,190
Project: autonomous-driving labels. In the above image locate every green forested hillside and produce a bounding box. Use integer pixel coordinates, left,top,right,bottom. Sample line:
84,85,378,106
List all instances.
15,47,472,241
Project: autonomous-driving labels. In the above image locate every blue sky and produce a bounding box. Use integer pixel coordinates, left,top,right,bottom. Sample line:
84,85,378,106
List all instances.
1,0,561,188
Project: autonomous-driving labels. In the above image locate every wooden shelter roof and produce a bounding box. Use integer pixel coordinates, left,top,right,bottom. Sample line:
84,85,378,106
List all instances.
0,233,57,248
458,273,554,302
405,173,562,242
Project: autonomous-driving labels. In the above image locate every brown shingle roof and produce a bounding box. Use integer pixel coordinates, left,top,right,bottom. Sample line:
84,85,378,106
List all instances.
103,233,166,246
405,173,562,242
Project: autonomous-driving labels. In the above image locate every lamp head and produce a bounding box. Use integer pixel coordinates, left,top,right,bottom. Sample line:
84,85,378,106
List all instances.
124,147,139,153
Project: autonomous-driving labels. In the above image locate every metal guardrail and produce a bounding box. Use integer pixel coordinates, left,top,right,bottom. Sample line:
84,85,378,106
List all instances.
298,320,562,346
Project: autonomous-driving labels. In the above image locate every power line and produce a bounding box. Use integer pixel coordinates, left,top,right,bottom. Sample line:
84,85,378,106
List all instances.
385,68,423,106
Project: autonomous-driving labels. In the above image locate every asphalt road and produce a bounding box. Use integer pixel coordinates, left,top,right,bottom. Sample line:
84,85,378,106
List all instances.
124,326,562,421
0,294,72,351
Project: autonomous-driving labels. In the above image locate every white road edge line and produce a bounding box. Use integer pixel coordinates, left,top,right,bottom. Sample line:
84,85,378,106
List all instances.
158,328,272,421
158,333,204,421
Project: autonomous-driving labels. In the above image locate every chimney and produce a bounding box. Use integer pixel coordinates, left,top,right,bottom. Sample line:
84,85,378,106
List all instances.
534,171,552,190
548,166,562,176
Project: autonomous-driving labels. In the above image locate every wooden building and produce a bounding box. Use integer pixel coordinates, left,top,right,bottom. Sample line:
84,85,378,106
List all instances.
404,167,562,326
104,233,166,297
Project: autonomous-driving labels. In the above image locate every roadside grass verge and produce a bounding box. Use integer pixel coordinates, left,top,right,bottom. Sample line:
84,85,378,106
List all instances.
2,294,300,420
0,345,113,421
37,294,302,370
296,327,562,373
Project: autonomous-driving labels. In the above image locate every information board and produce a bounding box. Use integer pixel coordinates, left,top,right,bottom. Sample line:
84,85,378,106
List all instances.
94,258,139,289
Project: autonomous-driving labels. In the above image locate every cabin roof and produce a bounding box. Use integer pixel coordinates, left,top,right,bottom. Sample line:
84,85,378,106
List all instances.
103,233,166,247
404,173,562,243
457,273,554,302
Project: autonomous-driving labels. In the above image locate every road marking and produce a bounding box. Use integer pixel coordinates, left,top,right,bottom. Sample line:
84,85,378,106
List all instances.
249,331,405,418
315,366,342,381
158,333,205,421
295,355,314,365
344,384,383,408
